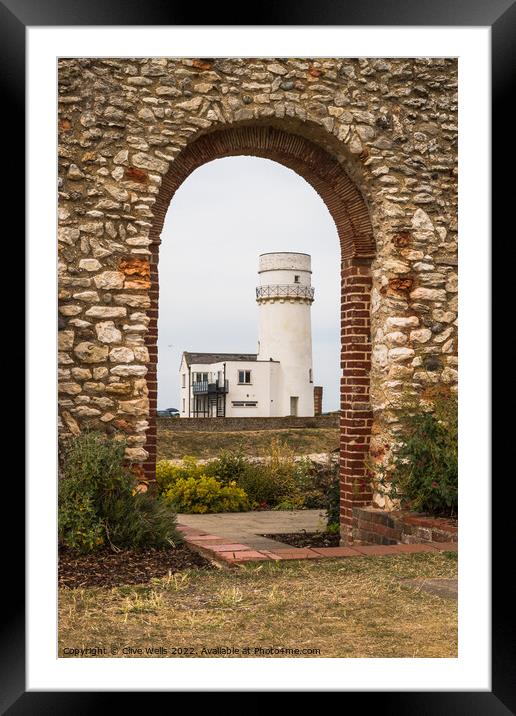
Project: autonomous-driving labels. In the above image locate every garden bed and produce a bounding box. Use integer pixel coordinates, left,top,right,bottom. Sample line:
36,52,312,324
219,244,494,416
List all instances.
59,545,213,589
261,531,340,548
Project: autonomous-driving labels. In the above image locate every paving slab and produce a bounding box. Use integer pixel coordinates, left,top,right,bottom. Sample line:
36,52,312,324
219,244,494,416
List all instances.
177,509,327,550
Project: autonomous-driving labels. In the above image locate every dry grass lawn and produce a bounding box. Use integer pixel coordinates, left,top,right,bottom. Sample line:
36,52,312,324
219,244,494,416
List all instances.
157,426,339,460
59,551,457,658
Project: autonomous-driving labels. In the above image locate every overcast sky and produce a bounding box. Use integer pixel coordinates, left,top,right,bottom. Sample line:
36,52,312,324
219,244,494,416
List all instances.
157,156,341,412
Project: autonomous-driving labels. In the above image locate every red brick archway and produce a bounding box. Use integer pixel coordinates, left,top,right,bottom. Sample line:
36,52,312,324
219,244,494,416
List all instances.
143,124,375,541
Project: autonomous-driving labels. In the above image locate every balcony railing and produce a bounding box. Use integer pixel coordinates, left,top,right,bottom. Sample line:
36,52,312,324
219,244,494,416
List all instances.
256,284,315,301
192,380,229,395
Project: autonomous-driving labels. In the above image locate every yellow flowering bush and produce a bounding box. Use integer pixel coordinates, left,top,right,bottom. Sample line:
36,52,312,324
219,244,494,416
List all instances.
156,456,206,492
162,475,250,514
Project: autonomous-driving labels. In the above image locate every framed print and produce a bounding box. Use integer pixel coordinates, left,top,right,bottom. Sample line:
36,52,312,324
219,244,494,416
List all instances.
5,0,509,709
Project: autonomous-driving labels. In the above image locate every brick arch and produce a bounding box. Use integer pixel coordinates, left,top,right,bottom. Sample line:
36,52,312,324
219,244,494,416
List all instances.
149,125,375,260
144,124,375,541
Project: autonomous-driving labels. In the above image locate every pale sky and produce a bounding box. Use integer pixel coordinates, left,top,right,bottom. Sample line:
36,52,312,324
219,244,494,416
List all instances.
157,156,341,412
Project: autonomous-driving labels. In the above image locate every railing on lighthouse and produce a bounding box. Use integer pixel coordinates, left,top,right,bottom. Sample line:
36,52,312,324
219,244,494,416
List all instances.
255,284,315,301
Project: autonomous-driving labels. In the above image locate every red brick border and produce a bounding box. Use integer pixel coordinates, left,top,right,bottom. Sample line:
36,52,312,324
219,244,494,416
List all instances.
142,124,375,542
177,523,457,566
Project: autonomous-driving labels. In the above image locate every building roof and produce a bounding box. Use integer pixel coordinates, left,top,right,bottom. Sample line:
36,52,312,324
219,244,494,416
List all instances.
182,352,258,366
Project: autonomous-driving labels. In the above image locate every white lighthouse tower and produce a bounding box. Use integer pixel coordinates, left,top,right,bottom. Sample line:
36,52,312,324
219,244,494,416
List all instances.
256,252,315,417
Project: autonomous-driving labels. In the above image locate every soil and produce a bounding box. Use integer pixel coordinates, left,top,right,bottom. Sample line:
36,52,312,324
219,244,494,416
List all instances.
59,544,213,589
261,531,340,548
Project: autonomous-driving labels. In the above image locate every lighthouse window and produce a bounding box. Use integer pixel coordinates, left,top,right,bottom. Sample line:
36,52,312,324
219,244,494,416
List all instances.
294,275,300,283
238,370,252,384
309,368,313,383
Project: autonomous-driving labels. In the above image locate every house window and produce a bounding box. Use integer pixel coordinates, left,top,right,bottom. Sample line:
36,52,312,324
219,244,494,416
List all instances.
238,370,252,384
182,398,185,412
294,275,300,283
182,373,186,388
232,401,258,407
309,368,313,383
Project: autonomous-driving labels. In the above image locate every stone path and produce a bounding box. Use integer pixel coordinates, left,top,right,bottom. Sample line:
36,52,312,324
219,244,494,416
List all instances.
177,509,458,565
177,509,327,550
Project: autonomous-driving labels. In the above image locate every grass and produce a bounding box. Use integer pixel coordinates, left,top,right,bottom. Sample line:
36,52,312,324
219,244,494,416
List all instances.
59,551,457,658
157,426,339,460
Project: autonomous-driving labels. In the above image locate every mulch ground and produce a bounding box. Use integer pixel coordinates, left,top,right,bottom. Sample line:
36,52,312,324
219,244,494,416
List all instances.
59,544,213,589
261,531,341,548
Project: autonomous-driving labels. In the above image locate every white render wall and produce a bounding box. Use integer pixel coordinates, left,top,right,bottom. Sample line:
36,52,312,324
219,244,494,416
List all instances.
257,253,315,417
223,361,276,417
178,354,190,416
179,359,280,418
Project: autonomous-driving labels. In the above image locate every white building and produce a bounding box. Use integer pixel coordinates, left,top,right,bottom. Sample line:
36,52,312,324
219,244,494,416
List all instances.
178,252,321,418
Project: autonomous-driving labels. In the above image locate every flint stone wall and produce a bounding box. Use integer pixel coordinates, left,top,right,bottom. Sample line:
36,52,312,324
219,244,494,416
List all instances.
57,57,457,517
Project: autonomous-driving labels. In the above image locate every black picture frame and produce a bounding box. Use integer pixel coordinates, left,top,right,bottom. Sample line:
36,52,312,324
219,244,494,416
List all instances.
6,0,509,710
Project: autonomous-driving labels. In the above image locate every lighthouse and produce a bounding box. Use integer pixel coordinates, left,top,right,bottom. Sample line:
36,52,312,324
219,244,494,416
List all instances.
256,252,315,417
179,251,319,419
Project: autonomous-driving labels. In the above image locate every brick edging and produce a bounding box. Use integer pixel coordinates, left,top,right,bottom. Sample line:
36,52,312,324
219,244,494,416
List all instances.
177,523,457,566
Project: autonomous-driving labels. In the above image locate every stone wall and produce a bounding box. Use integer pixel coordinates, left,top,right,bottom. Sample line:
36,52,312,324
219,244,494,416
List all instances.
57,57,458,538
157,414,339,432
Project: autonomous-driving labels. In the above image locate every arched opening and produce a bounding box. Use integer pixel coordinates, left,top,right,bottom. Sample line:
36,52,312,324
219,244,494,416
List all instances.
157,155,341,419
144,124,375,541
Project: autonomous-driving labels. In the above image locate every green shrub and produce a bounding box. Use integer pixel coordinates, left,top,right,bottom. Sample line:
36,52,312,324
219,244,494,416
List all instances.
258,438,298,502
272,496,307,511
326,521,340,535
206,441,340,513
290,456,334,510
58,486,105,552
234,461,288,509
162,475,249,514
199,441,300,509
204,448,251,485
59,432,181,553
323,455,341,527
374,394,458,516
97,488,182,550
